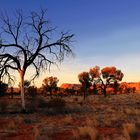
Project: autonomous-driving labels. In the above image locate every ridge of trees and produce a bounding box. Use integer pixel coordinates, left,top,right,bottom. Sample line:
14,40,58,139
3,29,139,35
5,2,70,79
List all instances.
78,66,124,99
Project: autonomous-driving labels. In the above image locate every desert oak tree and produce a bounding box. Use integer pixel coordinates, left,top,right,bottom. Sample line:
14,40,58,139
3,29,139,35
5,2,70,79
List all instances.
90,66,124,96
78,72,91,100
0,9,74,111
42,76,59,97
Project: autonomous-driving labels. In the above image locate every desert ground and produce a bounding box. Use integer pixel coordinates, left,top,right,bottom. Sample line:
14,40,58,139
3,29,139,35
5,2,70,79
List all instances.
0,93,140,140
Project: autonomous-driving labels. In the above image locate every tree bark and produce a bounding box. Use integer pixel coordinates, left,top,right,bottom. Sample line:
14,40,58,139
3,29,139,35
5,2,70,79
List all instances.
83,89,87,100
50,90,53,99
19,69,26,111
83,91,86,100
103,87,107,97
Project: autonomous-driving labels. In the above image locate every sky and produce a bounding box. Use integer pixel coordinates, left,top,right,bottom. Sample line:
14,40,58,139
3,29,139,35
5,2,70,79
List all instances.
1,0,140,87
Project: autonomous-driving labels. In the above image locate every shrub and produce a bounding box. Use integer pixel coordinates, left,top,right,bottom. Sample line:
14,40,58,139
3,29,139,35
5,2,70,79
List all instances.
3,120,17,133
27,96,48,112
41,97,66,115
123,123,140,140
0,99,8,113
0,81,8,96
72,126,99,140
47,97,66,108
37,96,48,108
27,86,37,98
73,97,78,102
63,115,73,125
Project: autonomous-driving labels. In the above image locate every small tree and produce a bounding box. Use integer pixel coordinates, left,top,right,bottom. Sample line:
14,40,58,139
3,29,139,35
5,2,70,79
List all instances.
42,76,59,97
101,67,124,96
0,9,74,111
78,72,91,100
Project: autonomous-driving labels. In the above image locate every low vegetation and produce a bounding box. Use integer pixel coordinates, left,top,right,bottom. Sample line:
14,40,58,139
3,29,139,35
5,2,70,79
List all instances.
0,93,139,139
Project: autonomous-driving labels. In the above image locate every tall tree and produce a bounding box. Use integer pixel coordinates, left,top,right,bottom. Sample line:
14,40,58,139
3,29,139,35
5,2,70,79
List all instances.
90,66,124,97
78,72,91,100
0,9,74,111
101,67,123,96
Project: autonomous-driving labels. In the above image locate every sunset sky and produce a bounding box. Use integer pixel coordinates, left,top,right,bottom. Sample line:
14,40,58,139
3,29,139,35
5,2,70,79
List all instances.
1,0,140,87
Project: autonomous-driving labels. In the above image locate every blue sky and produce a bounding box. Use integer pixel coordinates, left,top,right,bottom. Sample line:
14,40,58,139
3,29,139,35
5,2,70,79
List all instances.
1,0,140,86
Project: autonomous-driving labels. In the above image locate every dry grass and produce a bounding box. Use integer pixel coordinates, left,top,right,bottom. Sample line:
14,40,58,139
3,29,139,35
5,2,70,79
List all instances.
14,115,24,124
63,115,73,125
33,125,40,140
0,119,17,133
0,99,8,113
85,117,97,127
0,93,140,140
124,108,140,116
123,123,140,140
72,126,99,140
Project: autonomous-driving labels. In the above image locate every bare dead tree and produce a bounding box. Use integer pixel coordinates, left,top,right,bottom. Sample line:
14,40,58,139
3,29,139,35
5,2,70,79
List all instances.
0,9,74,111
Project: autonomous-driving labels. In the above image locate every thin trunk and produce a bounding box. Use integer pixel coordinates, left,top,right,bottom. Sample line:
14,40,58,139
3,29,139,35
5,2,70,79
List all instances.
114,81,118,94
93,83,97,95
103,87,107,97
11,87,14,99
19,70,26,111
50,89,53,99
100,79,107,97
83,88,87,100
83,91,86,100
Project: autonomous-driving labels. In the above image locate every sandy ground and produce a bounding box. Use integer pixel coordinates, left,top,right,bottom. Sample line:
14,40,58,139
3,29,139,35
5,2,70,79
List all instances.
0,93,140,140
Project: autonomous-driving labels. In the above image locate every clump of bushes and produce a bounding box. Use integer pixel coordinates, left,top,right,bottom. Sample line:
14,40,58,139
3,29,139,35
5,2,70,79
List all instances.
27,96,47,112
41,97,66,115
37,96,48,108
27,86,37,98
27,96,66,114
47,97,66,108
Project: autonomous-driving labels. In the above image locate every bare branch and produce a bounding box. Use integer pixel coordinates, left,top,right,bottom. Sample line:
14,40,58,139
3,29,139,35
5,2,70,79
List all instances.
0,9,74,85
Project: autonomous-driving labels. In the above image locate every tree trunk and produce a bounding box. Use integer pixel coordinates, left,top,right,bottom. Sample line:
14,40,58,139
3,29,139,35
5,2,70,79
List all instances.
103,87,107,97
114,81,118,94
11,87,14,99
19,70,26,111
83,89,87,100
83,91,86,100
93,84,98,95
50,89,53,99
